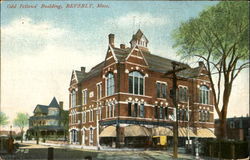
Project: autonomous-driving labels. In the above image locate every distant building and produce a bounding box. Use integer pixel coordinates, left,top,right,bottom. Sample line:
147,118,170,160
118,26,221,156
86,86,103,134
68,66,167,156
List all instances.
27,97,68,140
68,30,215,147
215,116,250,141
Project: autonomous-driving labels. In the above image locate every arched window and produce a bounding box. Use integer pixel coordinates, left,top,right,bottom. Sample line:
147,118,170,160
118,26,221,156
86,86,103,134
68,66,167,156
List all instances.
106,73,114,96
199,85,209,104
129,71,144,95
72,90,76,108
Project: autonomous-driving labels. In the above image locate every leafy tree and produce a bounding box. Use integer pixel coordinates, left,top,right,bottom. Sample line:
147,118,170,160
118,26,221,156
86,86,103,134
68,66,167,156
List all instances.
60,110,69,140
172,1,249,139
14,113,29,143
0,112,9,126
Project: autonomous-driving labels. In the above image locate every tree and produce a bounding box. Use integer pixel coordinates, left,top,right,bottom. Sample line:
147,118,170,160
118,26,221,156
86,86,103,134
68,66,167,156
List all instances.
172,1,249,139
0,112,9,126
14,113,29,143
60,110,69,140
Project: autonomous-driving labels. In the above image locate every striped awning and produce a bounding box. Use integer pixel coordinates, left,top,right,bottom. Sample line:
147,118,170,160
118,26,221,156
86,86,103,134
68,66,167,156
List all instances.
196,128,216,138
152,127,173,136
178,127,197,137
125,125,151,137
99,126,116,137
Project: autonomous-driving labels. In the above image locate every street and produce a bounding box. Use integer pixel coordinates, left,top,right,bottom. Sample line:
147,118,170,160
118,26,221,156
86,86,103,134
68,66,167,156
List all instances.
0,142,196,160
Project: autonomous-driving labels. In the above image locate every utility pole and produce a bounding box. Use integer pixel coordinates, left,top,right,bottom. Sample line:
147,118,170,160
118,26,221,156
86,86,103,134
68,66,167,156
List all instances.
187,96,190,152
164,62,186,158
116,62,121,148
172,62,179,158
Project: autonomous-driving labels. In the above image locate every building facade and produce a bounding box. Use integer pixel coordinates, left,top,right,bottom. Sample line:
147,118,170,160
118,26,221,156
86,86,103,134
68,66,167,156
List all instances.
68,30,215,147
215,116,250,141
27,97,68,140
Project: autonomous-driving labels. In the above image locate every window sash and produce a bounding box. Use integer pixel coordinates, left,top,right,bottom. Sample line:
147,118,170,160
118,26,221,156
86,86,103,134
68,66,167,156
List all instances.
162,84,167,98
107,73,114,96
154,107,158,119
128,103,132,116
156,83,161,98
134,103,138,117
159,107,163,119
139,104,144,118
129,71,144,95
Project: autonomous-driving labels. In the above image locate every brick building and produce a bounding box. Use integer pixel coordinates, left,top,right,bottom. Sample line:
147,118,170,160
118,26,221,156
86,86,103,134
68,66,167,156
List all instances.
215,116,250,141
68,29,215,147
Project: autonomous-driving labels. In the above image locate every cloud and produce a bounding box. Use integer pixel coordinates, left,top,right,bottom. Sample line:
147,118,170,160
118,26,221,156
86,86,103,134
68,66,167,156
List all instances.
2,17,67,39
1,17,69,56
1,17,106,127
106,12,168,28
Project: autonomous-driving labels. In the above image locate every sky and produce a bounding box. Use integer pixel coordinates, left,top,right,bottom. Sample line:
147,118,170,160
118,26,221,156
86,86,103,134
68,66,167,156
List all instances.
1,1,249,130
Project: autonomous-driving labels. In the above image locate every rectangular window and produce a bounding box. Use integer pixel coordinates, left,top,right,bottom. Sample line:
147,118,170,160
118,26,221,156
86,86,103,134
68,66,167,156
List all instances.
156,83,161,97
82,112,86,123
106,106,108,118
139,104,144,118
89,110,93,122
90,128,93,144
157,82,167,98
134,103,138,117
179,87,188,102
165,107,168,119
82,90,88,105
109,105,113,117
154,106,158,119
162,84,167,98
128,103,132,116
159,107,163,119
97,83,102,100
92,110,94,121
113,104,116,117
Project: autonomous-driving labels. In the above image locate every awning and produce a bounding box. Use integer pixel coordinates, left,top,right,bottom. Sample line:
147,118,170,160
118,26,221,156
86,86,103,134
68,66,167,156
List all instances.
196,128,216,138
99,126,116,137
178,127,196,137
125,125,151,137
152,127,173,136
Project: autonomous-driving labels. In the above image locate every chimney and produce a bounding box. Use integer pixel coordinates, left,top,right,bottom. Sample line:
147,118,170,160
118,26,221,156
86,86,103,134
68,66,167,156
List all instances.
81,67,86,73
59,101,63,110
108,34,115,47
120,44,125,49
198,61,204,67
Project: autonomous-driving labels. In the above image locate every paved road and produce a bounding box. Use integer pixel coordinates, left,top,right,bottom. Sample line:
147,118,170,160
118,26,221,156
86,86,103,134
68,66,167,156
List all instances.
0,143,195,160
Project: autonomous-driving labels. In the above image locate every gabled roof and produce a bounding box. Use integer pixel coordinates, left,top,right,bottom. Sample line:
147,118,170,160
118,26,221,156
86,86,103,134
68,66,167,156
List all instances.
130,29,149,43
77,46,200,81
34,104,48,114
49,97,60,108
33,97,61,114
75,70,86,82
79,61,105,83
